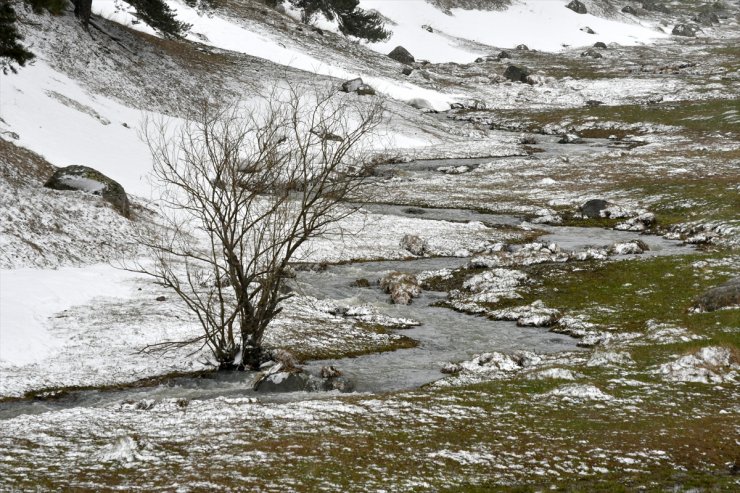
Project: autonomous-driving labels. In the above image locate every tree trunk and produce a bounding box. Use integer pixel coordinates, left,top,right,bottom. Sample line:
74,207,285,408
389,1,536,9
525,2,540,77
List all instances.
72,0,92,28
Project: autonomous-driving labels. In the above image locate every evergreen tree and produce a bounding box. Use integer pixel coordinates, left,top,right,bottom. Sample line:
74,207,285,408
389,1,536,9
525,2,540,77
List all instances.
289,0,389,42
0,1,35,74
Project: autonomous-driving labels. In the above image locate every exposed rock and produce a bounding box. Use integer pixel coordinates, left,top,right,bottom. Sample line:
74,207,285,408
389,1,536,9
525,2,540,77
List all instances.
610,239,650,255
380,272,422,305
580,199,610,219
253,369,309,392
558,133,584,144
340,78,375,96
614,212,656,232
587,351,635,367
515,44,529,51
489,300,561,327
401,66,413,76
388,46,415,64
503,64,531,83
422,24,433,33
581,48,603,58
497,50,511,59
622,5,639,15
657,346,738,383
580,26,596,34
693,11,720,26
593,41,607,49
566,0,587,14
672,23,701,37
400,234,428,256
155,296,166,302
693,277,740,312
44,165,131,217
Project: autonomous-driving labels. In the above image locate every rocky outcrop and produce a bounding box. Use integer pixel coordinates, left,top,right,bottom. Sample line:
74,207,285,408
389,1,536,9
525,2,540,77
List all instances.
593,41,607,49
340,78,375,96
44,165,130,218
580,199,609,219
503,64,531,83
622,5,639,15
566,0,587,14
388,46,415,64
693,277,740,312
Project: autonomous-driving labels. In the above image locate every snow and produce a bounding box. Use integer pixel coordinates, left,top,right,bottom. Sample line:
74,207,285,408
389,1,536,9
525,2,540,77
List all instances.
361,0,667,62
657,346,738,384
0,60,154,196
0,264,140,365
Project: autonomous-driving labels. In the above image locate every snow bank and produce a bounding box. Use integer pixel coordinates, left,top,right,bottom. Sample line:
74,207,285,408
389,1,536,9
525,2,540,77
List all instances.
0,265,139,365
361,0,667,62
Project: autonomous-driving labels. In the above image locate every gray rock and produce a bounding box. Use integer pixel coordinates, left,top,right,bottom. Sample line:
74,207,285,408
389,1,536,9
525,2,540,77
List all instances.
593,41,608,49
340,78,375,96
694,278,740,312
566,0,587,14
253,370,310,392
388,46,415,64
503,64,531,83
380,272,421,305
672,23,701,37
581,48,603,58
622,5,639,15
580,26,596,34
558,133,584,144
586,99,604,107
497,50,512,59
694,11,720,25
515,44,529,51
402,66,413,76
580,199,609,218
400,234,428,256
44,165,130,218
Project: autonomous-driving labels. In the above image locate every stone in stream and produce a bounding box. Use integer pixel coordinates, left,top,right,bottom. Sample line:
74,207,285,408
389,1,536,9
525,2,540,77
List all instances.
380,271,422,305
672,23,701,37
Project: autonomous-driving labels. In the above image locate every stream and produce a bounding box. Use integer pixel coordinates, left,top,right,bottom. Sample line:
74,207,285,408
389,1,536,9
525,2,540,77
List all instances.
0,159,693,420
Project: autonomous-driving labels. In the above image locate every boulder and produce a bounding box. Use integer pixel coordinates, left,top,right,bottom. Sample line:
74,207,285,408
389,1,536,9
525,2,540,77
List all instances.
340,78,375,96
388,46,415,64
593,41,608,49
581,48,603,58
580,26,596,34
253,366,310,392
44,165,130,217
515,44,529,51
566,0,587,14
622,5,639,15
503,64,531,83
400,234,428,256
497,50,512,59
586,99,604,107
401,66,413,76
694,11,720,25
380,271,422,305
558,133,584,144
580,199,609,218
693,277,740,312
672,23,701,37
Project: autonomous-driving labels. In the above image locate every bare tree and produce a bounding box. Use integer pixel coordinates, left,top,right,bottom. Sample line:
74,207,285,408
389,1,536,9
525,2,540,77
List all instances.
133,84,384,370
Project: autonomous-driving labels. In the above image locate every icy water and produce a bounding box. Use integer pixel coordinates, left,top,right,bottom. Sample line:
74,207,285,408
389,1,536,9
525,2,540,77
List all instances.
0,159,692,419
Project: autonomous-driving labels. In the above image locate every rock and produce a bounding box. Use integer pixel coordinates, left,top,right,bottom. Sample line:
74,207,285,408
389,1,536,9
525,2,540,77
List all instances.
693,11,720,26
566,0,587,14
320,365,342,378
340,78,375,96
380,271,422,305
515,44,529,51
586,99,604,107
503,64,531,83
268,349,300,370
610,239,650,255
388,46,415,64
44,165,131,218
155,296,166,302
614,212,656,231
401,66,413,76
693,277,740,312
352,278,371,288
558,133,584,144
657,346,738,384
580,26,596,34
400,234,428,256
593,41,608,49
622,5,639,15
407,98,436,112
254,369,310,392
581,48,603,58
422,24,433,33
497,50,511,59
672,23,701,37
580,199,610,218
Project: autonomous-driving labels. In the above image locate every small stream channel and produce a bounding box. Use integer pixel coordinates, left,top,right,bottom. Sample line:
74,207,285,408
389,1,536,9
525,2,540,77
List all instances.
0,157,693,420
